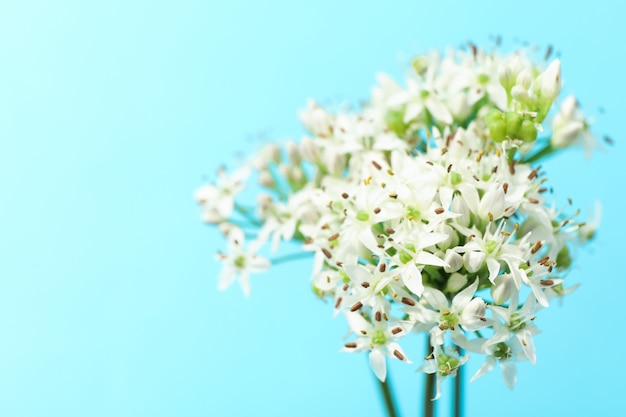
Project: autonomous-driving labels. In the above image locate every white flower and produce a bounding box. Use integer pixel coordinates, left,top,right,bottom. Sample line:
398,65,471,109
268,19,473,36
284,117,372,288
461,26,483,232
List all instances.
342,312,412,382
216,227,270,297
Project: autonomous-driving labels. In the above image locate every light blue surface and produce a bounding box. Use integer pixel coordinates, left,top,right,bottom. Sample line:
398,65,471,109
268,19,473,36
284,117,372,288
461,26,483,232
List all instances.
0,1,623,416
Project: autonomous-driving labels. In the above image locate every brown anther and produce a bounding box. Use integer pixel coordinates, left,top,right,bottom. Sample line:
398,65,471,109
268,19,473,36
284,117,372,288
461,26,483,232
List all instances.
321,223,329,230
447,164,452,173
328,233,340,241
449,323,455,331
528,168,539,180
538,188,547,193
540,279,554,286
441,147,448,155
360,330,367,335
326,276,331,283
335,261,343,267
578,222,586,228
350,302,363,312
344,342,357,348
322,248,332,259
379,263,387,273
435,207,445,215
468,41,478,57
391,327,402,335
388,192,398,199
473,175,480,181
479,317,487,322
361,282,370,288
492,165,498,173
393,350,405,361
545,44,553,60
342,283,349,291
501,231,511,236
387,169,394,176
509,160,516,175
371,160,382,170
426,161,434,166
528,198,539,204
373,207,381,214
488,212,494,222
503,182,509,194
476,149,485,162
531,241,543,254
377,245,385,249
334,297,342,309
380,182,386,188
401,297,416,306
383,313,388,321
439,324,447,331
538,255,550,265
521,339,527,347
604,136,614,145
304,237,314,245
568,197,573,205
375,311,382,322
341,192,349,199
468,234,475,241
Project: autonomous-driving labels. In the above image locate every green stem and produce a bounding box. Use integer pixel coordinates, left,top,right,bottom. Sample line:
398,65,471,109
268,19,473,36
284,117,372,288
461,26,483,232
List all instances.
234,203,262,226
522,142,555,164
377,374,400,417
424,337,435,417
453,347,464,417
269,252,313,265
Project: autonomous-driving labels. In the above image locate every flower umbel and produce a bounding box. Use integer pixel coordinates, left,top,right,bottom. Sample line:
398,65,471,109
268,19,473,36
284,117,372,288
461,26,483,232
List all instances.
196,44,602,399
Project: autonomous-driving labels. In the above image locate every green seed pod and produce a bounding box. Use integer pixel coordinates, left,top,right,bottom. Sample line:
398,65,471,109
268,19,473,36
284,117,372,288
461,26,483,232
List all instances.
485,108,503,125
505,112,522,139
520,119,538,142
489,119,506,142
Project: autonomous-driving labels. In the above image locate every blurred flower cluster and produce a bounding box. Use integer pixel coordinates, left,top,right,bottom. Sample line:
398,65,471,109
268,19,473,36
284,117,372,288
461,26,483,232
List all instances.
196,46,600,397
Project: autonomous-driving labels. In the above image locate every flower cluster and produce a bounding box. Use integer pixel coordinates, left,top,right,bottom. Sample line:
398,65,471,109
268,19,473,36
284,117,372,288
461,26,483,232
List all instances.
196,46,600,397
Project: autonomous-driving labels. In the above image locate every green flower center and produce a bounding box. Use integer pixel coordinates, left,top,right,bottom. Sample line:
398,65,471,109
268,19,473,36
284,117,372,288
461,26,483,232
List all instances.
493,342,512,361
372,330,387,345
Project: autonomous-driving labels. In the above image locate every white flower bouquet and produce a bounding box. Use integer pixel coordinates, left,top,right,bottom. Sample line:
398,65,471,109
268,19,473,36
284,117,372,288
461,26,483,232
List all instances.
196,44,601,416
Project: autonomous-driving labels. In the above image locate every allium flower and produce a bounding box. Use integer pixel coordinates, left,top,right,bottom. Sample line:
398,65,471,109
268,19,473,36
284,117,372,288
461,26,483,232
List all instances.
196,44,602,405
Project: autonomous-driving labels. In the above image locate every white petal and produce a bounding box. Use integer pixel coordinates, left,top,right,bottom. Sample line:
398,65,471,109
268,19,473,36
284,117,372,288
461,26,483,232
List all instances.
500,361,518,390
343,264,372,286
471,357,496,382
415,251,448,267
369,349,387,382
422,287,449,311
486,257,501,283
345,312,373,335
452,278,479,311
402,262,424,296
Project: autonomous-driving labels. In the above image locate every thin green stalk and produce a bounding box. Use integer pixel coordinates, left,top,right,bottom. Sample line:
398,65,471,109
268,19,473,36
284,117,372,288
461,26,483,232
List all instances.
424,337,435,417
377,375,400,417
522,142,555,164
269,252,313,265
453,348,464,417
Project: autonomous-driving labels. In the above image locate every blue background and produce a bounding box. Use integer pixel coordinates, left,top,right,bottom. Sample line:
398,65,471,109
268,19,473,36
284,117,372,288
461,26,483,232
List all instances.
0,1,623,416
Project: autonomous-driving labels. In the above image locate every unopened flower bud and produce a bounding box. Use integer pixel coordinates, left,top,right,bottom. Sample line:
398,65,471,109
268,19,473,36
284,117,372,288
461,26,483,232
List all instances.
444,272,468,293
259,170,275,188
287,140,301,165
464,251,486,273
540,59,561,100
300,136,320,162
511,85,529,103
444,250,463,273
516,69,533,90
